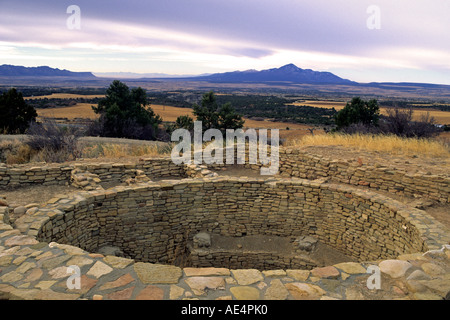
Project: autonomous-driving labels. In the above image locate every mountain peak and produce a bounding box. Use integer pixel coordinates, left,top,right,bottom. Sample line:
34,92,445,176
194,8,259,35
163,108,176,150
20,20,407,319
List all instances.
196,64,356,84
279,63,300,70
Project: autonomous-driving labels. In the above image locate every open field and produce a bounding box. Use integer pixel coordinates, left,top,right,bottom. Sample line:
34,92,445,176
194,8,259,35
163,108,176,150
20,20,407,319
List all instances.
36,103,313,140
32,93,448,145
289,100,450,124
30,93,450,124
37,103,99,119
36,102,449,143
24,93,105,100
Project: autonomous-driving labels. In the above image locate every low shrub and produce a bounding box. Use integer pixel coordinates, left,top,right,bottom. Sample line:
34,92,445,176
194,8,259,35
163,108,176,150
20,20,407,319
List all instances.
25,120,83,163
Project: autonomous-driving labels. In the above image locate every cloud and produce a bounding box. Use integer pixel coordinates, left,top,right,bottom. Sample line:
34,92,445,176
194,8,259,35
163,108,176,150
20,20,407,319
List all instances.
2,0,448,53
0,0,448,83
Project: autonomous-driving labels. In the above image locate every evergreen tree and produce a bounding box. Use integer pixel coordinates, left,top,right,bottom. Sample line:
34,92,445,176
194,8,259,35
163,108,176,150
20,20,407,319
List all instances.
217,102,245,130
193,91,244,132
335,97,379,130
175,115,194,131
92,80,162,140
0,88,37,134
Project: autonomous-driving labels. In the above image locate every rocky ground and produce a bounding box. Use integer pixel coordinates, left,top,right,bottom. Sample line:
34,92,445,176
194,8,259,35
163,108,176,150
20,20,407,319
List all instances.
0,232,449,300
0,145,449,300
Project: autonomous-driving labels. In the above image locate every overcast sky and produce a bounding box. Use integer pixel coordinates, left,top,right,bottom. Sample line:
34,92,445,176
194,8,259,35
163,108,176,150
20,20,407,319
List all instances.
0,0,449,84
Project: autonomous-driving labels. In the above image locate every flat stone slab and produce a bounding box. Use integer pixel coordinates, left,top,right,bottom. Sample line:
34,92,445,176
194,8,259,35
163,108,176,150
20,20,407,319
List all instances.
169,285,185,300
285,282,326,300
86,261,113,279
183,267,230,277
230,286,260,300
333,262,367,274
4,235,39,247
134,262,182,284
420,263,446,277
107,286,135,300
103,256,134,269
262,270,286,278
311,266,340,279
135,285,164,300
230,269,264,285
99,273,135,291
49,242,86,255
379,260,412,279
418,279,450,297
264,279,289,300
39,255,71,270
286,270,310,281
184,277,226,296
35,289,81,300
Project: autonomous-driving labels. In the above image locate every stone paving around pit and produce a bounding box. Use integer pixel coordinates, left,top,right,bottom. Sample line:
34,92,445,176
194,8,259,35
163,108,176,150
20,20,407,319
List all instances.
0,220,449,300
0,152,449,300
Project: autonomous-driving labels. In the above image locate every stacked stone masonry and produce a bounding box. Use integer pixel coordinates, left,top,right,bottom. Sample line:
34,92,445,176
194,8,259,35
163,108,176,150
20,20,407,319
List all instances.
0,148,449,300
20,178,447,264
1,149,448,203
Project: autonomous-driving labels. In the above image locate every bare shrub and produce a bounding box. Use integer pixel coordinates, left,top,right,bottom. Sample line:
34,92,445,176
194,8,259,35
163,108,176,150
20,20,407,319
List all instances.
25,120,83,163
407,112,440,138
379,107,440,138
381,107,413,136
341,106,441,138
340,122,380,135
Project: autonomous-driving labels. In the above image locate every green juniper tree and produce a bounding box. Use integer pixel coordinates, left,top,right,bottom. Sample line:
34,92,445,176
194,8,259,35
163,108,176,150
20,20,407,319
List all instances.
174,115,195,131
0,88,37,133
334,97,380,130
193,91,244,132
91,80,162,140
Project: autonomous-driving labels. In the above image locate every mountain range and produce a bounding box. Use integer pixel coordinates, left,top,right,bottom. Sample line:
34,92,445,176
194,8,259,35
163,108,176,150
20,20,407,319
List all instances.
1,64,449,96
0,64,96,79
1,63,355,84
191,63,356,85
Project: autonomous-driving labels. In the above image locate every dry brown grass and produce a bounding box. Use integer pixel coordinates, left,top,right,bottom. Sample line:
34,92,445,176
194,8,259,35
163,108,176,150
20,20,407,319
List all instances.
150,104,194,122
0,139,35,164
80,143,173,159
0,137,173,164
36,103,192,121
286,132,450,158
37,103,99,120
409,109,450,124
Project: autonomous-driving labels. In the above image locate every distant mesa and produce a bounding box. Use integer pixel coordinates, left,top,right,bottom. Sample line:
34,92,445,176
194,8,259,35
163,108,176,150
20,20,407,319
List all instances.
0,64,96,79
192,63,357,85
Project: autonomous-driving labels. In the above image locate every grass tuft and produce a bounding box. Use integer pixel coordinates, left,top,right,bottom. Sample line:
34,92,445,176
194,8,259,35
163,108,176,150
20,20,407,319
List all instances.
286,133,450,158
80,143,173,159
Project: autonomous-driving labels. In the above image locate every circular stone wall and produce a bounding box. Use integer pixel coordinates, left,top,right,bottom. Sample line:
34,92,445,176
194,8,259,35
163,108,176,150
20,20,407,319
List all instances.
32,177,448,270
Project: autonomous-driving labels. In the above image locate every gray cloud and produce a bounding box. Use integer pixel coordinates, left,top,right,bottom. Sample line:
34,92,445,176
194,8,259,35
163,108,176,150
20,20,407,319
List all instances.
0,0,449,83
2,0,448,55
